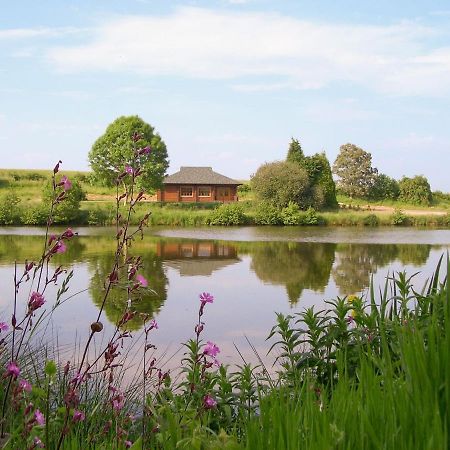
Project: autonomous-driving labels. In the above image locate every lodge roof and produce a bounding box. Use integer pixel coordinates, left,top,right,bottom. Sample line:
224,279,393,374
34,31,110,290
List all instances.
163,167,241,185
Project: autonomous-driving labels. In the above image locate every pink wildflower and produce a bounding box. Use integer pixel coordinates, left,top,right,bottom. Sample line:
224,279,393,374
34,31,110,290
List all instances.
34,436,45,448
19,379,32,392
203,341,220,358
203,394,217,409
149,319,158,329
125,165,134,175
136,274,148,287
0,322,8,332
28,292,45,312
112,392,125,411
199,292,214,304
5,361,20,378
73,410,85,422
61,228,75,239
124,441,133,449
55,241,66,254
34,409,45,426
60,175,72,191
140,146,151,155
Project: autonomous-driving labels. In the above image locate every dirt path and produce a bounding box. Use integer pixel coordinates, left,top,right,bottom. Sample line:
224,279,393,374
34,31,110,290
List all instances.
341,204,448,216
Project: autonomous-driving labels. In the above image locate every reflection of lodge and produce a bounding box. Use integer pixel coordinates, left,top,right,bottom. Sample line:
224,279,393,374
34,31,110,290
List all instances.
157,241,240,276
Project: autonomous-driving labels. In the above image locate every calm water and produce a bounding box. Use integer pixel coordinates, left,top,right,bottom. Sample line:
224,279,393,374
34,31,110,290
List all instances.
0,226,449,371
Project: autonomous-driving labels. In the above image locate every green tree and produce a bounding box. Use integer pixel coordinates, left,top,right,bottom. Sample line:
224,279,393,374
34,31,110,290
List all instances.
42,178,85,224
286,139,337,208
302,152,337,208
251,161,312,208
332,143,378,198
369,173,400,200
286,138,304,164
398,175,433,205
89,115,169,192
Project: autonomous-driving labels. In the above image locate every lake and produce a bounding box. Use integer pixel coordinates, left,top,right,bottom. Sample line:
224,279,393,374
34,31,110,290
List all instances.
0,226,449,374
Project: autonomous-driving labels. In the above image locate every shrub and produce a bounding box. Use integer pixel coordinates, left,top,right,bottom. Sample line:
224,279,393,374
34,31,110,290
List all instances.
391,209,409,226
363,214,380,227
301,207,319,225
251,161,312,208
21,204,49,225
206,203,248,226
0,191,21,225
253,202,283,225
281,202,302,225
42,178,85,223
398,175,432,205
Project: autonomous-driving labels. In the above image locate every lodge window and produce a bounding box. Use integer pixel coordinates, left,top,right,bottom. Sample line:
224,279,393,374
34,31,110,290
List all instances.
198,186,211,197
180,186,193,197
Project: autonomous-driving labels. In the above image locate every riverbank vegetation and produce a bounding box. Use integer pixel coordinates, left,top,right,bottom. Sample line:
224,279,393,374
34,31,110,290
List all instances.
0,152,448,448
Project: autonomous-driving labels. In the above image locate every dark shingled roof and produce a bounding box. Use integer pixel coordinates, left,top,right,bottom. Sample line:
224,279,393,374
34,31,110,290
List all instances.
164,167,241,185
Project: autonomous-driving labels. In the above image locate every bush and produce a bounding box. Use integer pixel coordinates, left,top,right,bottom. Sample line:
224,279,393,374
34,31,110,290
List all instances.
42,178,85,224
251,161,312,208
399,175,432,205
21,204,49,225
281,202,302,225
363,214,380,227
391,209,409,226
253,202,283,225
206,203,248,226
301,207,319,225
0,191,22,225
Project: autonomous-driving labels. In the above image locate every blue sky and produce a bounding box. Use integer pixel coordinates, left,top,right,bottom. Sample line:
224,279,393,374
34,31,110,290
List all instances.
1,1,450,191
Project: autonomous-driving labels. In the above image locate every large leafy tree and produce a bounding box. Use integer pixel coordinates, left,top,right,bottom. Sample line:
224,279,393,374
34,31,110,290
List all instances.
89,116,169,192
251,161,312,208
332,143,378,198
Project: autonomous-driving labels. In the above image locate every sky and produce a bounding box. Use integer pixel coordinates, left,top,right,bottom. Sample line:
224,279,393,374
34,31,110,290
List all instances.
1,0,450,191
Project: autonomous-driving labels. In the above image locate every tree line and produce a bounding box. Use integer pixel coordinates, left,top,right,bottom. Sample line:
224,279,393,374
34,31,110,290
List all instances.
251,139,434,209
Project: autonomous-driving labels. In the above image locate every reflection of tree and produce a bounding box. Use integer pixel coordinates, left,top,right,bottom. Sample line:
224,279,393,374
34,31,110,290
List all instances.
88,250,168,331
396,245,431,266
333,244,431,295
248,242,336,305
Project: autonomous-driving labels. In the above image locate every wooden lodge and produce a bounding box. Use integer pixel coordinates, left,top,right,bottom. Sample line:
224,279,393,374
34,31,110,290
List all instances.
156,167,241,203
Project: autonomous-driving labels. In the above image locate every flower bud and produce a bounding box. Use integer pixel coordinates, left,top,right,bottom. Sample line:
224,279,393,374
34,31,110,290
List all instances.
91,322,103,333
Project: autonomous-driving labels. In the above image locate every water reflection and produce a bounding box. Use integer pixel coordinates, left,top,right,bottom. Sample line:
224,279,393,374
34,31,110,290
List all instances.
242,242,336,305
158,241,240,276
332,244,431,295
0,233,444,329
88,251,168,331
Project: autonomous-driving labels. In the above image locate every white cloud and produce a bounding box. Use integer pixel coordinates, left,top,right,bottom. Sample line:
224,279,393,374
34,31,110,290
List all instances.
0,27,80,40
45,7,450,96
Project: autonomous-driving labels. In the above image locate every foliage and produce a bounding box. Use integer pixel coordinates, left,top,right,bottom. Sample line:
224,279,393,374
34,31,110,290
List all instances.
390,209,409,226
88,115,169,192
286,138,304,164
333,143,378,198
398,175,433,205
251,161,312,209
280,202,302,225
253,202,283,225
21,204,49,225
363,213,380,226
42,178,85,224
368,173,400,200
206,203,248,226
0,191,21,225
302,206,320,225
